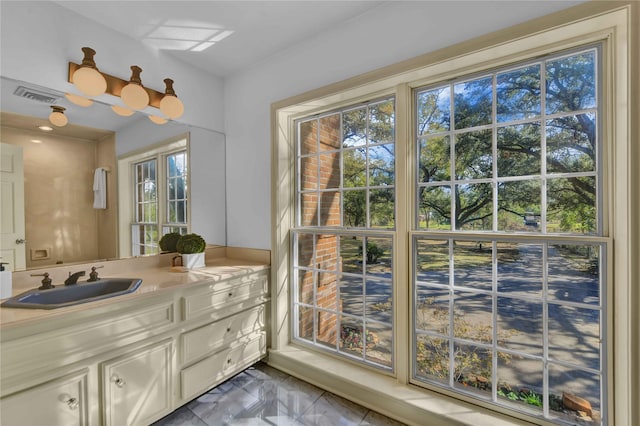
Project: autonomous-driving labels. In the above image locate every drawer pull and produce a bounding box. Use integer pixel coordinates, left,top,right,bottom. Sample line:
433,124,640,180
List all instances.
59,394,79,410
111,375,126,388
226,327,232,333
228,292,233,297
227,358,232,364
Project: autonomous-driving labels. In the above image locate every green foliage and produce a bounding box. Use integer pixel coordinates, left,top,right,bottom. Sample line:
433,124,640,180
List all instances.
507,391,520,401
341,99,395,228
520,390,543,407
340,325,379,351
176,233,206,254
358,241,385,264
498,389,521,401
159,232,181,252
417,51,597,232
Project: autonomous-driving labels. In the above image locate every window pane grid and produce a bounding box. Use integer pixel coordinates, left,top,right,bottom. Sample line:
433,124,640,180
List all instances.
413,234,605,423
292,230,394,371
131,144,189,257
133,160,158,255
416,48,598,236
166,151,188,225
296,97,395,230
414,46,605,425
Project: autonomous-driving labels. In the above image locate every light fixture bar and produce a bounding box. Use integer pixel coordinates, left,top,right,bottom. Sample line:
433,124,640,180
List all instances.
68,62,164,108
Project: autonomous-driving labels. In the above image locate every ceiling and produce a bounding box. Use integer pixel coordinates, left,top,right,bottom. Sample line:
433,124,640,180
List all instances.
3,1,585,137
53,1,386,78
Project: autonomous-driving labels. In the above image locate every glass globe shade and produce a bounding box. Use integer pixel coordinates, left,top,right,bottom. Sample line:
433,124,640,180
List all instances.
160,95,184,119
65,93,93,107
148,115,168,125
111,105,135,117
72,67,107,97
121,83,149,110
49,111,68,127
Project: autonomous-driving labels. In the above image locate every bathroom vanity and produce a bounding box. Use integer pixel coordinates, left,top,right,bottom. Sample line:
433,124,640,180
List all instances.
0,253,269,425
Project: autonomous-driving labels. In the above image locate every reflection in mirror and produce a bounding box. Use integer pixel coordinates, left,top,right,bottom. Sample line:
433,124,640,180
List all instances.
0,76,226,272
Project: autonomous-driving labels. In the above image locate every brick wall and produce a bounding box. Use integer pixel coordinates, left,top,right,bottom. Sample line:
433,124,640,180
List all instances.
298,114,342,345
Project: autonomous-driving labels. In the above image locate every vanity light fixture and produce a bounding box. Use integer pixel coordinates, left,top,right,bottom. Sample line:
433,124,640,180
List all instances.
48,106,68,127
72,47,107,97
111,105,135,117
68,47,185,124
159,79,184,119
120,66,150,110
148,115,168,125
65,93,93,107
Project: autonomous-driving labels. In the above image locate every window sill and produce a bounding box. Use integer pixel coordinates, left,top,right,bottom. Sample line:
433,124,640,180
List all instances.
267,346,536,426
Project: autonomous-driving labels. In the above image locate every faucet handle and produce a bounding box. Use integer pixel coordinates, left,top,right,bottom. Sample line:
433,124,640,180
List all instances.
31,272,54,290
88,265,104,282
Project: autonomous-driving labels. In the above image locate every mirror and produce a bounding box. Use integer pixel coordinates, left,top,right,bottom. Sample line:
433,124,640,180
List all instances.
0,76,226,272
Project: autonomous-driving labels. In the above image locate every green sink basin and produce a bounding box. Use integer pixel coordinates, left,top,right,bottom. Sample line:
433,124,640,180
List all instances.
1,278,142,309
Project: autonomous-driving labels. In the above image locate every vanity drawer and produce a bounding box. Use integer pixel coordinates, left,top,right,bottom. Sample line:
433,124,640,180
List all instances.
181,304,266,365
181,273,268,321
180,332,266,400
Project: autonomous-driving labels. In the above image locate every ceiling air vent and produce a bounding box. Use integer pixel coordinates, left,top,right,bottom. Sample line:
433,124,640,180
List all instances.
13,86,61,104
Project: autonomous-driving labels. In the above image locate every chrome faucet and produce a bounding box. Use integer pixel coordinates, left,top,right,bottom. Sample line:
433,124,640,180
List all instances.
64,270,86,286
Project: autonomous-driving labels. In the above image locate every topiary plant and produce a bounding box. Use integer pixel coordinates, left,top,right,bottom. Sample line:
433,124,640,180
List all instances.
159,232,181,252
176,233,206,254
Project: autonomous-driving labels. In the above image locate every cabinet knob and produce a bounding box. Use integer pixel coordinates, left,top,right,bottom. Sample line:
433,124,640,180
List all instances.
111,375,126,388
226,327,231,333
228,292,233,297
59,394,79,410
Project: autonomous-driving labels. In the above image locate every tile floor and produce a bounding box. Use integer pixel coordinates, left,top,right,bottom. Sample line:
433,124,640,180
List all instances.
153,362,406,426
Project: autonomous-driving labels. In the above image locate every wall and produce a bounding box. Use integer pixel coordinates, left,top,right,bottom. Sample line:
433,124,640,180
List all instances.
116,119,227,246
96,134,117,260
223,0,584,249
0,1,224,134
2,125,116,267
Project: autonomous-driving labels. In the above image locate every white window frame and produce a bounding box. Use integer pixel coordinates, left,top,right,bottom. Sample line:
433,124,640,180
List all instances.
271,4,635,426
117,135,190,257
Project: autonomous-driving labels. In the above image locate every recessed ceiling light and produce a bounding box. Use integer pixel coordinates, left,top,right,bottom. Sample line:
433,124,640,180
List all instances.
30,139,43,144
38,125,54,131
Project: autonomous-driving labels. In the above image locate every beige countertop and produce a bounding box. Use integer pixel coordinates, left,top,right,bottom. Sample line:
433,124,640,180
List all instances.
0,254,270,330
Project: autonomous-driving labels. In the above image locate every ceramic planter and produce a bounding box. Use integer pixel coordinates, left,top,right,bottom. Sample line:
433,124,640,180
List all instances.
182,252,205,269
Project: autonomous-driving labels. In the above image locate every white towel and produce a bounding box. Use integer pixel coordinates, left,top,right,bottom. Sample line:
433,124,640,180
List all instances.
93,167,107,209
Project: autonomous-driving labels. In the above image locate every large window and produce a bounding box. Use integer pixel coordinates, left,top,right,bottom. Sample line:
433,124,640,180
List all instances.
132,159,158,255
293,98,395,370
413,47,606,424
274,6,634,426
130,143,188,256
291,48,609,424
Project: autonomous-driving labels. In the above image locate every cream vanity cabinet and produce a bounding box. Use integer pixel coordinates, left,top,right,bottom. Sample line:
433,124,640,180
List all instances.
0,267,269,426
0,369,90,426
178,271,268,402
101,339,173,426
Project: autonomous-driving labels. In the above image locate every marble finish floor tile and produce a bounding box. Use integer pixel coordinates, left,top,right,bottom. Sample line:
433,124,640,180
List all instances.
153,362,405,426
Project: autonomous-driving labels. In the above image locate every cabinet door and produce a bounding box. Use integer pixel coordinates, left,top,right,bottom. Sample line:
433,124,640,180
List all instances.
101,339,172,426
0,370,88,426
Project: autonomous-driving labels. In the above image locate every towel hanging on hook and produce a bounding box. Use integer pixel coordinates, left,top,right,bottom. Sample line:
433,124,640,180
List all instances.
93,167,107,209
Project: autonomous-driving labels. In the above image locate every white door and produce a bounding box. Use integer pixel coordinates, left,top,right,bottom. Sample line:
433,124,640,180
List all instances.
0,142,26,270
